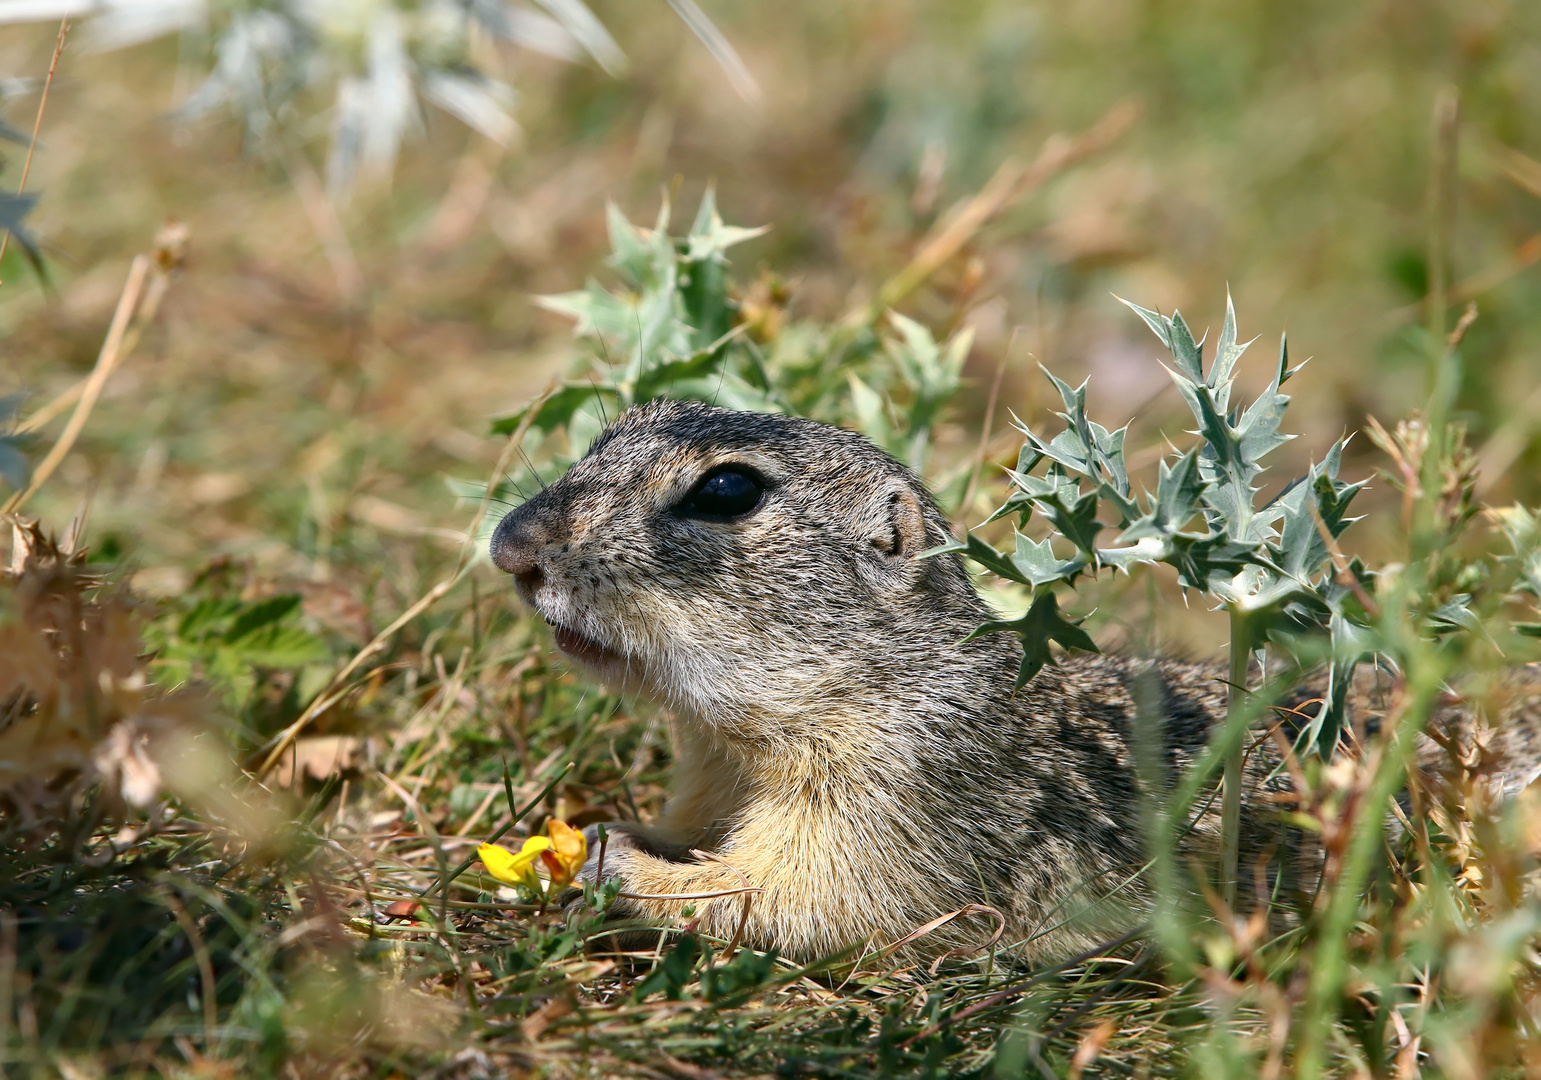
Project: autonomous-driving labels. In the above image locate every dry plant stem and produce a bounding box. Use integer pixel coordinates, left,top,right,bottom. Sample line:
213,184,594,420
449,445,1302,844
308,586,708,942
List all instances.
4,255,151,514
252,382,557,779
856,100,1138,323
614,886,765,902
17,271,172,437
0,18,69,280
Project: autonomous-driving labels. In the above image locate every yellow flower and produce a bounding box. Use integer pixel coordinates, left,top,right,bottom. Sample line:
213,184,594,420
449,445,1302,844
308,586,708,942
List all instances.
478,836,551,892
540,819,588,891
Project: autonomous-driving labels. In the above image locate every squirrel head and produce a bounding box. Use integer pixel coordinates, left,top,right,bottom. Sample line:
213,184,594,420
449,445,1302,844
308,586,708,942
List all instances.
489,399,993,731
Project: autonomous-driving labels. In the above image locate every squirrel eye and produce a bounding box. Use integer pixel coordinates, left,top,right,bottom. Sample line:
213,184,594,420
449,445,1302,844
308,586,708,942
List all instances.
678,466,764,520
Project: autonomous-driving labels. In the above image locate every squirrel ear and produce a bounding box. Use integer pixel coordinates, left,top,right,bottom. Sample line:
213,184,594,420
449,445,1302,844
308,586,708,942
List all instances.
870,484,928,560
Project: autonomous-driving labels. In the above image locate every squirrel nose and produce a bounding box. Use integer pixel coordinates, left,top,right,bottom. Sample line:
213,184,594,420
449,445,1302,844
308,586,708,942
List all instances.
489,505,545,592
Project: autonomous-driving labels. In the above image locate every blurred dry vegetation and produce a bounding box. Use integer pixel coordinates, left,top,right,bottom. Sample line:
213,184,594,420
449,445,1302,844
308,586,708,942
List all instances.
4,0,1541,1076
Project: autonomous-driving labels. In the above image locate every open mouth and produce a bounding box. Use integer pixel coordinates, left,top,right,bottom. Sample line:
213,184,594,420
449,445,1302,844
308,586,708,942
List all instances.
550,622,629,669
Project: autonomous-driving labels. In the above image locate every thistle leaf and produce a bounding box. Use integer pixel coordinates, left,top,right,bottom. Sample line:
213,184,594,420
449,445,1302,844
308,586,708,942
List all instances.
965,590,1100,690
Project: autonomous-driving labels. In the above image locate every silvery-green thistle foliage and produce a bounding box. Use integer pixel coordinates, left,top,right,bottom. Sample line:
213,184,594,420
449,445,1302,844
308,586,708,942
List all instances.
940,296,1371,752
490,194,975,487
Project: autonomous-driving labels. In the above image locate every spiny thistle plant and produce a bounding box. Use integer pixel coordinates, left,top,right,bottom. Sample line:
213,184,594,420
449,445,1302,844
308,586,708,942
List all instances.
937,297,1372,903
486,190,975,497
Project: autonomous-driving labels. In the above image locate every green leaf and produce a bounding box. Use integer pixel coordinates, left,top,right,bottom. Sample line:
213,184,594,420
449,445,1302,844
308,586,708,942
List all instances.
177,597,245,641
632,344,730,402
845,373,892,453
1493,505,1541,608
965,589,1100,690
224,594,304,644
0,190,43,274
1009,533,1085,587
685,186,769,264
223,623,329,668
1206,291,1249,403
534,281,637,340
605,201,663,287
926,532,1031,586
490,383,617,437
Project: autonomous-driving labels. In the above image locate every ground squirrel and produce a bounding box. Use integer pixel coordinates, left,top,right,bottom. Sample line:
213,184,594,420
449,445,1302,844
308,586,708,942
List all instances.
489,398,1541,965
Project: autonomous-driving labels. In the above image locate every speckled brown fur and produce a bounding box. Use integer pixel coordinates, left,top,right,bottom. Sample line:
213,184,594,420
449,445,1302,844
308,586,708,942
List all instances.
488,399,1541,965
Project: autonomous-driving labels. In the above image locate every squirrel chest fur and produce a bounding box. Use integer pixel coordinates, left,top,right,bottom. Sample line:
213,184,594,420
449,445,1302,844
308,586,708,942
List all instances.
488,398,1535,965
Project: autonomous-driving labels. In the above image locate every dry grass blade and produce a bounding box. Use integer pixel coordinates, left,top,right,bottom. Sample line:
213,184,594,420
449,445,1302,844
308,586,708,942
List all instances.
690,849,755,960
666,0,761,104
898,927,1144,1049
614,886,765,902
856,100,1139,322
17,224,183,439
4,253,149,513
0,17,69,281
251,380,558,779
162,892,218,1046
861,903,1006,976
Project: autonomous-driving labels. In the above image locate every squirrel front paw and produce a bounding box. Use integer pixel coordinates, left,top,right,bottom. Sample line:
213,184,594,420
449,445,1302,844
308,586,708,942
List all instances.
562,822,697,951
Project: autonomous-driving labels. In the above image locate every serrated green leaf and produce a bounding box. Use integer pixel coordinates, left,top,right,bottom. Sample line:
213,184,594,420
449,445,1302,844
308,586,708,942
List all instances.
685,186,769,264
845,373,891,453
1207,291,1248,401
534,282,635,339
965,589,1100,689
632,346,729,402
928,532,1031,586
1115,295,1175,358
1009,533,1085,587
1166,310,1206,388
605,201,657,286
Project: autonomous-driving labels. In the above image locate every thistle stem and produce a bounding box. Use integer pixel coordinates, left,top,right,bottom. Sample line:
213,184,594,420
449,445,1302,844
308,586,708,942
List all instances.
1220,608,1251,912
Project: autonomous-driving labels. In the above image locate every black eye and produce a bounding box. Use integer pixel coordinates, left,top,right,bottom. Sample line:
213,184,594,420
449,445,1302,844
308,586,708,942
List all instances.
678,466,764,520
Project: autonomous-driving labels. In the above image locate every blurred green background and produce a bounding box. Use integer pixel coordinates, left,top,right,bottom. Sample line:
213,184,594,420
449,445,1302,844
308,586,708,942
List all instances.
2,0,1539,640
